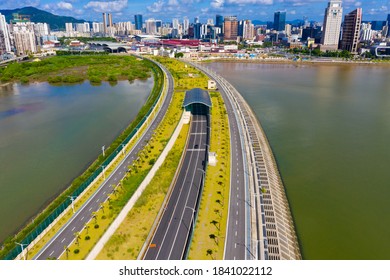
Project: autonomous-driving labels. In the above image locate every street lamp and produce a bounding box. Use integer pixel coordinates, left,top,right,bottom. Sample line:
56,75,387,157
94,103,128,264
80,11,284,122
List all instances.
185,206,196,233
68,196,76,213
15,242,28,260
121,144,126,155
235,242,256,260
101,165,106,180
102,145,105,157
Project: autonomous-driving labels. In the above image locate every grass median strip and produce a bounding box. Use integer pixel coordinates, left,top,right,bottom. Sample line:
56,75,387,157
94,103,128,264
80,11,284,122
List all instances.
95,124,189,260
188,92,231,260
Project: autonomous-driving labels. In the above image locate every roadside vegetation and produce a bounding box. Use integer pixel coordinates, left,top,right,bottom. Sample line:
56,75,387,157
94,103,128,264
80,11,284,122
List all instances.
188,92,230,260
0,55,163,260
93,57,212,260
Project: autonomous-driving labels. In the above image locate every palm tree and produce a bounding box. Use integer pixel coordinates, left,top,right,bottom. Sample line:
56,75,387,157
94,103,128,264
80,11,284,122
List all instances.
91,212,98,224
210,220,220,231
215,199,223,206
99,203,105,214
206,249,214,260
64,246,70,259
214,209,221,218
74,232,81,246
209,233,218,245
84,223,89,234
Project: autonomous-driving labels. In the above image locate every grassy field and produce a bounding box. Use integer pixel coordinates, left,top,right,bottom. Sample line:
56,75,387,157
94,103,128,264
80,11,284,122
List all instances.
0,55,151,84
188,92,231,260
95,124,189,260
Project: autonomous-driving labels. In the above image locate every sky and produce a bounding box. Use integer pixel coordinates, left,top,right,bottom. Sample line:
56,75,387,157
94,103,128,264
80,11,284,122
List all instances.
0,0,389,23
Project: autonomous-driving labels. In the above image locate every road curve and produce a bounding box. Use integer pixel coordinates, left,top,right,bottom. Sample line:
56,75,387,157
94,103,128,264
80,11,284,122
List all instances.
186,61,248,260
33,58,174,260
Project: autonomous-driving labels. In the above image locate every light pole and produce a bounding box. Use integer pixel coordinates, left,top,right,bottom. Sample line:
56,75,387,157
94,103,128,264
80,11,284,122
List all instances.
68,196,76,213
101,165,106,180
15,242,27,260
235,242,256,260
121,144,126,155
102,145,105,157
185,206,196,233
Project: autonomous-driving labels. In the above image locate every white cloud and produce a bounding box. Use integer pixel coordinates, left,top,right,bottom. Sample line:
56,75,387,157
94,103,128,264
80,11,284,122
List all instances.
226,0,273,4
57,2,73,11
147,0,164,13
168,0,178,5
211,0,225,8
84,0,128,13
355,1,362,6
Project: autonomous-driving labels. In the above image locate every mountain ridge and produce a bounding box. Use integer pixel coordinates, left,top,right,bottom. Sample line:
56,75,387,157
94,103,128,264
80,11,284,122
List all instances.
0,6,87,30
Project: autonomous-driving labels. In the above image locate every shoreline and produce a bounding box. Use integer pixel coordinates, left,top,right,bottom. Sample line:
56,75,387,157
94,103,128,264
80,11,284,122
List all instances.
0,58,163,259
200,58,390,67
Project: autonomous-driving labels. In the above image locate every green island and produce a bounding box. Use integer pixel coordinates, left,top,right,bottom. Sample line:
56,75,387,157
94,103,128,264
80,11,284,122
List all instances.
0,55,163,259
0,55,151,85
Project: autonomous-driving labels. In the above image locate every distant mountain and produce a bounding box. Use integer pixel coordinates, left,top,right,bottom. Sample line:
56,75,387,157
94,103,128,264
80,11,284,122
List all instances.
0,6,87,30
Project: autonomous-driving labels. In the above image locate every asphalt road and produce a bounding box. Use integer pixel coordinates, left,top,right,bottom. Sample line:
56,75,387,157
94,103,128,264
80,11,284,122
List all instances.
144,104,209,260
33,59,174,260
186,62,247,260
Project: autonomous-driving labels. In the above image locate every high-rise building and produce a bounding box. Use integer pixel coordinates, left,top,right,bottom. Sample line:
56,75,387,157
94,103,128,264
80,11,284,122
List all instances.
274,11,286,32
223,16,238,41
321,0,343,50
183,17,189,35
172,18,179,30
285,23,292,36
238,20,254,40
108,13,113,28
134,14,143,31
65,22,73,34
0,13,12,53
12,23,37,55
194,17,199,24
33,23,49,37
92,22,100,33
360,23,373,42
341,8,362,54
207,18,214,26
386,14,390,37
145,18,157,34
216,15,223,28
102,13,107,35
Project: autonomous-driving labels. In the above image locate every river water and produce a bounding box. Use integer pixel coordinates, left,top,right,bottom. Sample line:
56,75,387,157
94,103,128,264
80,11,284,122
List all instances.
209,62,390,259
0,79,153,243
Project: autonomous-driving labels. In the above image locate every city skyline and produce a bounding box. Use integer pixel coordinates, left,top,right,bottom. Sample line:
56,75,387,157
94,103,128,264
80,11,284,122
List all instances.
0,0,389,23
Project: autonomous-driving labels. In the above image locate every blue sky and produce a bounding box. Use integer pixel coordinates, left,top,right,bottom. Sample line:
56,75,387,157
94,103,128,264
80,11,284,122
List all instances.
0,0,389,22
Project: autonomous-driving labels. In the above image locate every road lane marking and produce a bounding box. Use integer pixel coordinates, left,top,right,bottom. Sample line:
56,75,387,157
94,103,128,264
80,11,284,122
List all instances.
61,238,66,243
80,216,84,221
89,207,92,212
96,199,99,203
49,251,54,257
72,227,75,231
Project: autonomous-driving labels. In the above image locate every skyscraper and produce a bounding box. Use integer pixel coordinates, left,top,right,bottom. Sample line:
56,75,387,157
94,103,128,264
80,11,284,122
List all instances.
274,11,286,32
321,0,343,51
102,13,107,35
145,18,157,34
134,14,143,31
0,13,11,54
183,17,189,35
108,13,113,28
341,8,362,54
223,16,238,41
386,14,390,37
216,15,223,28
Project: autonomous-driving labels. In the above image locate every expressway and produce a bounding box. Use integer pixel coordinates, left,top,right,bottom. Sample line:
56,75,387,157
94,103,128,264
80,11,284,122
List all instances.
143,104,209,260
186,61,248,260
33,58,174,260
